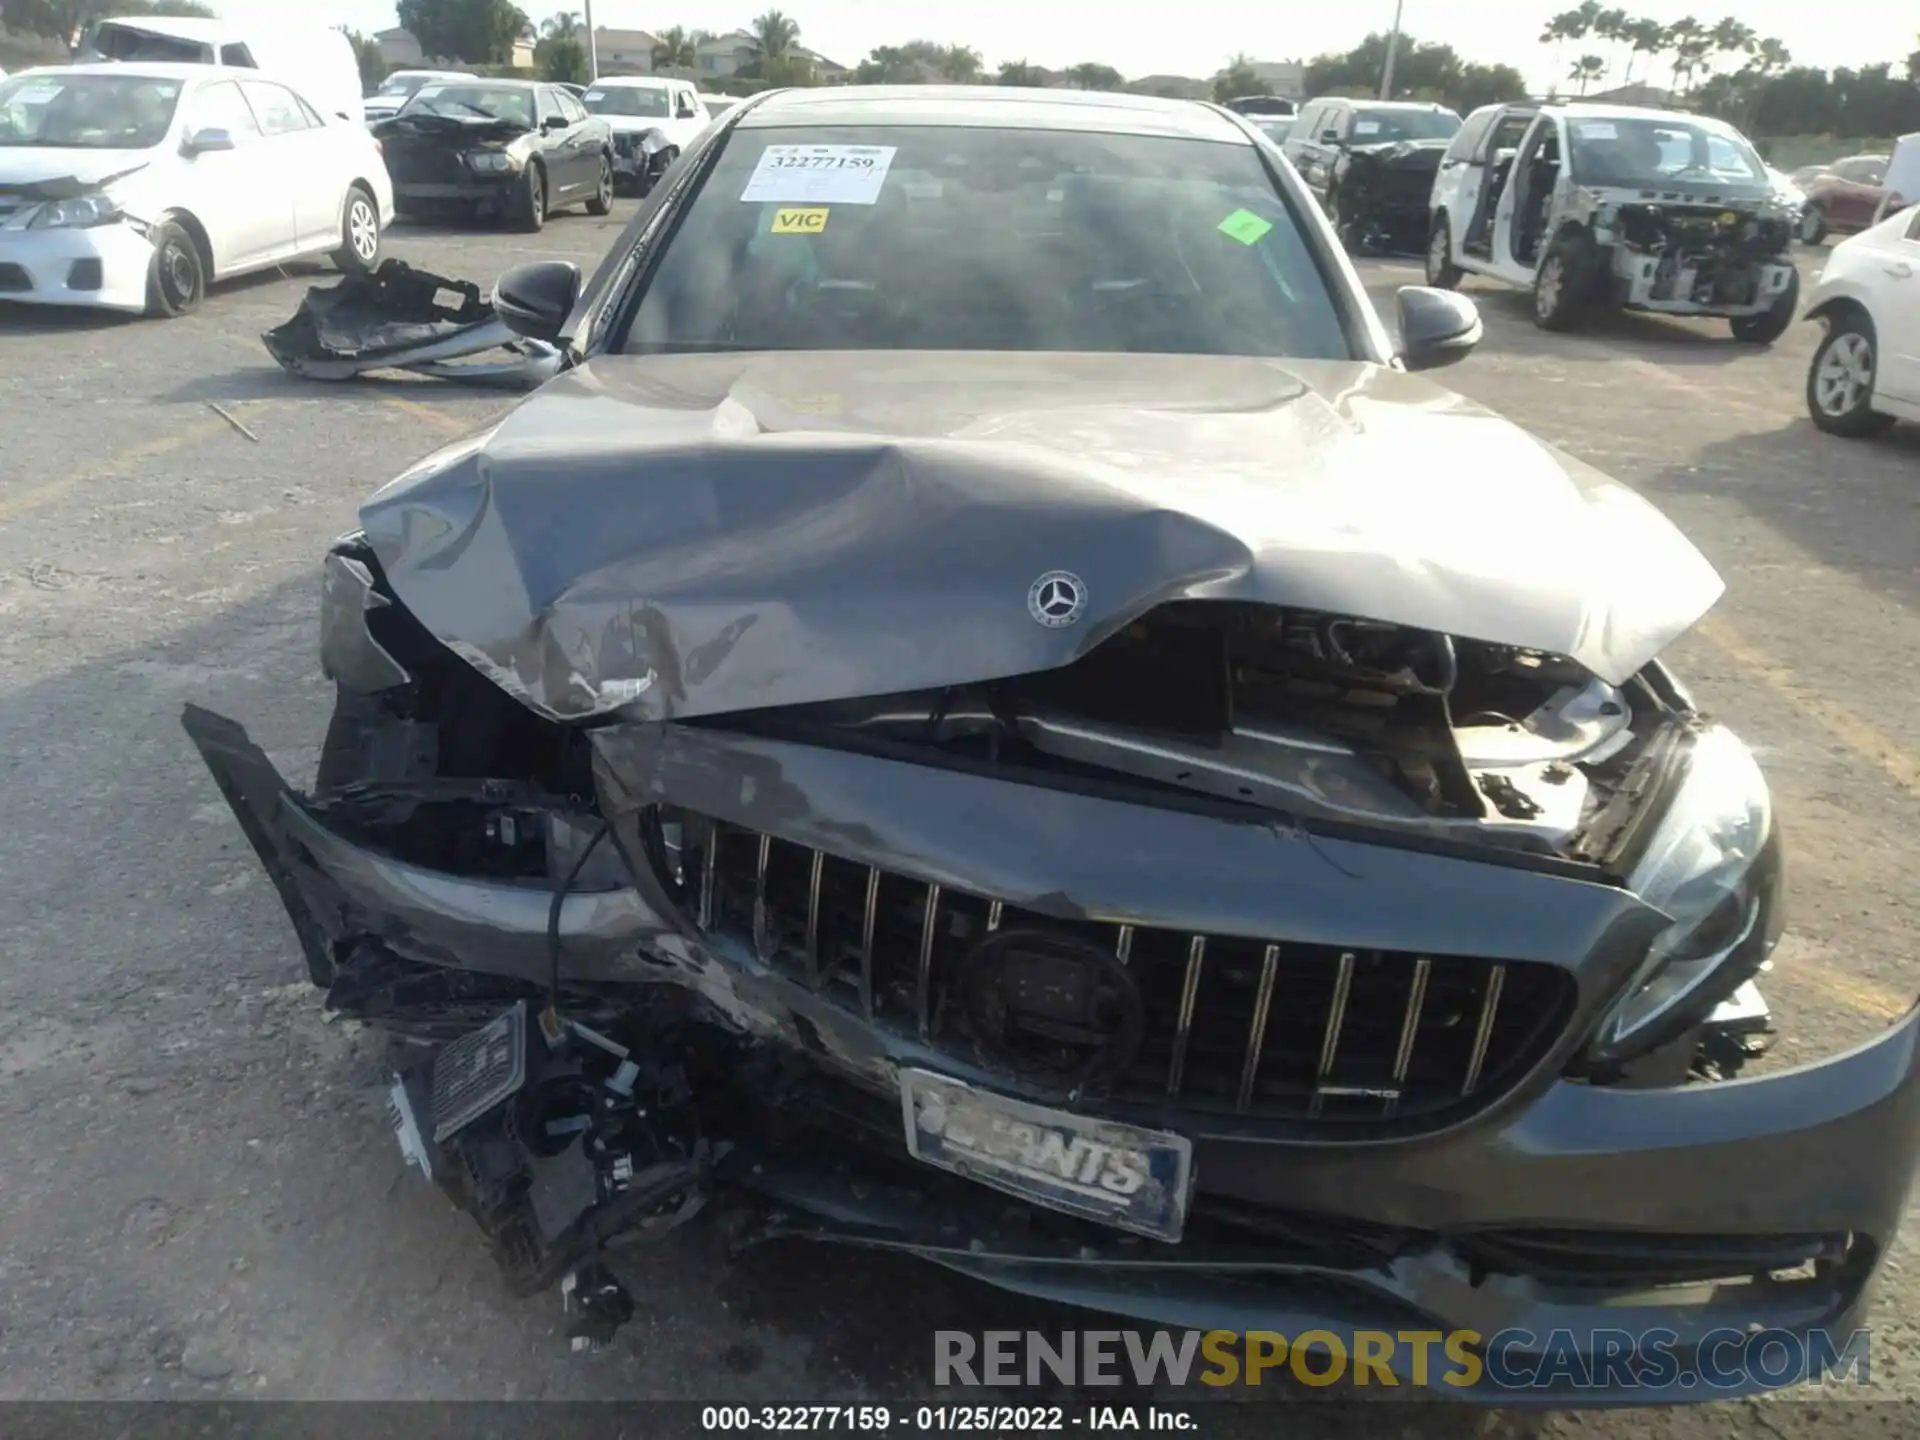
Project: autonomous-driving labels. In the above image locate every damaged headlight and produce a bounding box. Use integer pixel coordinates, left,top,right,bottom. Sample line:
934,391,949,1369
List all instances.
1592,725,1783,1064
27,194,123,229
466,150,514,173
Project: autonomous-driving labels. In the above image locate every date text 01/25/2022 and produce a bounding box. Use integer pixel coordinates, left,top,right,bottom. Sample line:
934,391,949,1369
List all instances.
699,1406,1196,1432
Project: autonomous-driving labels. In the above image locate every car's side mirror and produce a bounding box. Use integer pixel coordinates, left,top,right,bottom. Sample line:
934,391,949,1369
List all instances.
544,114,571,131
1394,285,1482,372
493,261,582,344
183,127,235,154
1493,147,1517,166
1321,128,1340,143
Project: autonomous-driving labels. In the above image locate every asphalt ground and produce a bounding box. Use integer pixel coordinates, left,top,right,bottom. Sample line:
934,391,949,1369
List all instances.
1,205,1917,1440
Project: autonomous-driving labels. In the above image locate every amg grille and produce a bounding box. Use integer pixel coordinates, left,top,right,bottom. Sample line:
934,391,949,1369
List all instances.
650,810,1574,1131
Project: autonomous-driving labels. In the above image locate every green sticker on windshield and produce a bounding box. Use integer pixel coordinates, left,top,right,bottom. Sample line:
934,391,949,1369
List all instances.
1217,209,1273,245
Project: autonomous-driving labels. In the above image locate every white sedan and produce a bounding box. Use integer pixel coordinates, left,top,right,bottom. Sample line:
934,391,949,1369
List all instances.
1804,201,1920,436
0,63,393,318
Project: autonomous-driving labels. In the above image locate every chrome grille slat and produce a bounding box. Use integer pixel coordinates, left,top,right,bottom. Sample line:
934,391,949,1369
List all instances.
804,849,825,984
914,883,942,1040
859,866,881,1018
674,811,1570,1129
752,833,774,959
1165,936,1206,1096
1236,943,1280,1114
1462,963,1507,1096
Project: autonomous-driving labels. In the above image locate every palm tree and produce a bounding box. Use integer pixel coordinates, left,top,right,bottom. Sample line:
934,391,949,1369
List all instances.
1593,8,1630,76
652,24,696,71
1569,53,1608,95
542,11,580,40
1066,62,1122,91
750,9,800,62
1664,16,1705,91
1624,18,1664,85
938,45,982,82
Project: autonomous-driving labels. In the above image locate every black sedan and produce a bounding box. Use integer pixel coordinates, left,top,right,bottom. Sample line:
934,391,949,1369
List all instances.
373,78,613,231
185,85,1916,1402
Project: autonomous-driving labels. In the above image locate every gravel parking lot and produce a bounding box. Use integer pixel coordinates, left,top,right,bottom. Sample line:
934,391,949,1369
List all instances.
2,202,1917,1436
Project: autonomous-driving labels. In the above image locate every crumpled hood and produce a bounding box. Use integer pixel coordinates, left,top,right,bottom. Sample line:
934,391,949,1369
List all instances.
0,149,149,196
374,113,528,144
1347,138,1451,169
360,351,1724,723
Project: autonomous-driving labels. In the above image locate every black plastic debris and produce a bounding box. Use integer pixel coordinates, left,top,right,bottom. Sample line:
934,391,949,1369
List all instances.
261,259,562,385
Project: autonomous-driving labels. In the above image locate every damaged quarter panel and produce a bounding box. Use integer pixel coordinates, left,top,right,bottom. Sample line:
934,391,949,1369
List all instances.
359,353,1724,724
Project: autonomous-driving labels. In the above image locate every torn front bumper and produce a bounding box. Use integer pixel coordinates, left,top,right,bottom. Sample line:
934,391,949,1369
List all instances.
0,218,154,312
261,260,561,385
184,706,1920,1402
1613,250,1797,317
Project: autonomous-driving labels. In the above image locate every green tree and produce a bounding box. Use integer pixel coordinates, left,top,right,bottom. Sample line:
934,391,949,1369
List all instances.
339,26,387,89
1623,18,1666,85
854,45,924,84
1569,53,1607,94
535,32,586,81
395,0,533,65
651,24,696,70
1066,61,1123,91
749,8,799,62
996,59,1048,86
1,0,209,48
938,44,982,82
540,10,579,39
1450,61,1529,112
1213,53,1270,102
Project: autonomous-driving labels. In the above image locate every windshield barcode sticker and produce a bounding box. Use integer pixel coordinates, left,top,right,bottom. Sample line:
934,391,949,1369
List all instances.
9,83,63,104
741,144,897,205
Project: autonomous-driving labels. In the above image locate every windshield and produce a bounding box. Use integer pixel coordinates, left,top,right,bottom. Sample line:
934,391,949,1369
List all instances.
1567,115,1768,186
1350,108,1460,142
0,73,184,149
375,75,442,98
583,85,671,118
85,22,211,64
1253,117,1293,143
624,124,1350,359
399,84,535,128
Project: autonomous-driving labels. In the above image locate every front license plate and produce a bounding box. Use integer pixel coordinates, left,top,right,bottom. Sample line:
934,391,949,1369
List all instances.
900,1068,1194,1242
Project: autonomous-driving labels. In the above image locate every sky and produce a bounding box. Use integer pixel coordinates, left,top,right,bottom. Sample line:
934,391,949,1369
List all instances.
229,0,1911,93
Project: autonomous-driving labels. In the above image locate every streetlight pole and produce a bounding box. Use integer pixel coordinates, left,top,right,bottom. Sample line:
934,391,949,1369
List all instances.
1379,0,1404,100
583,0,599,81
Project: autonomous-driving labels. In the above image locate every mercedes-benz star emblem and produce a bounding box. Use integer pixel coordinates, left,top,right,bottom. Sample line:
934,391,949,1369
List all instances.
1027,570,1087,629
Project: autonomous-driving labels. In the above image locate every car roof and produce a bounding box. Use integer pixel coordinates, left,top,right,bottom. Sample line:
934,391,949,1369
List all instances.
420,77,542,90
18,61,227,82
592,76,678,88
737,85,1248,142
91,16,227,39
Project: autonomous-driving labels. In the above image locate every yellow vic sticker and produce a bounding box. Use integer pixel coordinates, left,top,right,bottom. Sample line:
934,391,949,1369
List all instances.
771,207,830,234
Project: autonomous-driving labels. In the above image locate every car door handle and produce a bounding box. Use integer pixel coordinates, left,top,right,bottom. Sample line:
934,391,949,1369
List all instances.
1887,261,1914,279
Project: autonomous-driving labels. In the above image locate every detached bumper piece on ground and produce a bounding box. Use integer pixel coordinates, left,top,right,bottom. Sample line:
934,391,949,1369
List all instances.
182,352,1920,1402
261,260,560,385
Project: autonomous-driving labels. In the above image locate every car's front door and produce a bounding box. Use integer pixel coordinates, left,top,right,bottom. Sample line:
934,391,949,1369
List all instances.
1490,113,1559,281
176,78,290,272
1869,209,1920,404
535,86,589,196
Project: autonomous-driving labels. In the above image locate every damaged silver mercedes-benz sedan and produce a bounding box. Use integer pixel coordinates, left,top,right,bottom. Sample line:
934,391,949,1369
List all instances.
185,86,1920,1398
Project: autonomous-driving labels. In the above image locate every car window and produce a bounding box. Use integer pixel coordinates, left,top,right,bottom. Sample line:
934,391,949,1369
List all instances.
1350,107,1462,143
186,78,260,143
1443,111,1491,163
584,84,672,118
624,124,1352,361
537,88,564,126
1568,116,1766,186
240,80,312,136
557,90,590,125
220,43,256,68
1484,113,1532,159
676,90,698,118
0,71,187,149
404,84,536,128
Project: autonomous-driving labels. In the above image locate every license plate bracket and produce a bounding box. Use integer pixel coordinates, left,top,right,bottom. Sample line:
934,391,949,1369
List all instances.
899,1068,1194,1243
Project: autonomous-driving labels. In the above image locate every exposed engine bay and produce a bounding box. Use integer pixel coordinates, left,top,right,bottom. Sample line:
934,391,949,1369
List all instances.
1591,196,1797,317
